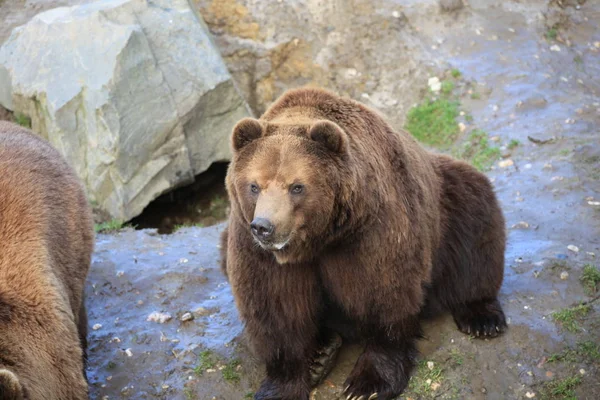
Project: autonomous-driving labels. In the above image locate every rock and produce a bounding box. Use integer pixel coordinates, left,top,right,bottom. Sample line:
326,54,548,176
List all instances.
526,392,536,398
0,0,251,221
550,44,561,52
560,271,569,280
428,77,442,92
567,245,579,253
147,311,172,324
439,0,463,12
92,323,103,330
181,312,194,322
498,159,514,168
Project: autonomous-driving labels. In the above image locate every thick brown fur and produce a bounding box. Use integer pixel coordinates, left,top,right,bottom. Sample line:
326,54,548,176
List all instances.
0,122,94,400
221,88,506,400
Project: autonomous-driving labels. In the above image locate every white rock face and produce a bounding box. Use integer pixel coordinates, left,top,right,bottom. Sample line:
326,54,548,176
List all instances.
0,0,251,220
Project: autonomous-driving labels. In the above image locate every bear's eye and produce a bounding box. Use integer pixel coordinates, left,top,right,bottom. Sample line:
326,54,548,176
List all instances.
250,183,260,194
290,184,304,195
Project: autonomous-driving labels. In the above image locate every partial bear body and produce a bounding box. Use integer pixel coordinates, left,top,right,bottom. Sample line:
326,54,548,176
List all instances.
221,88,506,400
0,122,93,400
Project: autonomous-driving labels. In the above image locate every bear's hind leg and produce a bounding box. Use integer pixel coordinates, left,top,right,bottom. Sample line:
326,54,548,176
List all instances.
343,317,420,400
452,298,507,338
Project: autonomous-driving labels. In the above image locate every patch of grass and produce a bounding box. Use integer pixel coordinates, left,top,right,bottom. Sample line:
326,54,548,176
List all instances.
441,80,455,95
453,129,501,171
551,303,592,333
451,69,462,78
194,350,216,376
508,139,520,149
547,341,600,363
14,113,31,128
450,349,464,366
244,393,254,399
406,360,444,396
405,98,460,148
543,375,581,399
172,222,205,232
183,387,196,400
465,114,474,123
581,264,600,295
222,359,241,384
470,92,481,100
94,219,127,233
546,28,558,40
559,148,571,156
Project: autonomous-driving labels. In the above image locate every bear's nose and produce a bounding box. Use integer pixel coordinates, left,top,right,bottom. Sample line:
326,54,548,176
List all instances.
250,218,274,240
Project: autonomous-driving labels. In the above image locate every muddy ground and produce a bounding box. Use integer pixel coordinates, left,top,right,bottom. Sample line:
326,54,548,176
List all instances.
2,0,599,399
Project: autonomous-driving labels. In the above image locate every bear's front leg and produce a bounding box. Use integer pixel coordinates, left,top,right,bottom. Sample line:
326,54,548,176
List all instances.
343,316,421,400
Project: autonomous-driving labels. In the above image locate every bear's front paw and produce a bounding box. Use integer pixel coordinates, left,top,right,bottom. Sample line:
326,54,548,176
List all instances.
254,377,310,400
453,298,507,338
342,352,409,400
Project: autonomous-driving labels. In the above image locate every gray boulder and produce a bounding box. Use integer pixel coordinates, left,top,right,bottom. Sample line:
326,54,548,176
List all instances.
0,0,251,221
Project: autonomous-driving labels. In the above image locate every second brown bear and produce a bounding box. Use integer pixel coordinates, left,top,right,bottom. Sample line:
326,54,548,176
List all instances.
221,88,506,400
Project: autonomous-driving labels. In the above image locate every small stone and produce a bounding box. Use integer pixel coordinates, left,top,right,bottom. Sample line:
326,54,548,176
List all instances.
490,136,500,142
426,379,432,385
546,371,554,378
181,312,194,322
594,42,600,48
551,176,564,181
586,252,596,258
512,221,530,229
458,122,466,133
524,163,532,169
550,45,561,52
543,163,553,170
527,371,533,376
427,361,435,370
125,348,133,357
162,384,169,389
116,271,124,277
560,271,569,280
526,392,536,398
579,369,586,375
567,245,579,253
498,159,514,168
179,258,189,264
194,307,210,316
92,323,103,330
147,311,172,324
431,382,441,390
110,337,121,343
428,77,442,92
588,201,600,206
392,10,401,18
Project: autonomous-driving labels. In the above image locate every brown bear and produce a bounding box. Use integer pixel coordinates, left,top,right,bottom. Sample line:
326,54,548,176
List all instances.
221,88,506,400
0,121,94,400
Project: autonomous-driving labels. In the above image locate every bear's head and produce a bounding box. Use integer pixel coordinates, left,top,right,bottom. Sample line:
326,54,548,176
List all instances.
227,116,351,264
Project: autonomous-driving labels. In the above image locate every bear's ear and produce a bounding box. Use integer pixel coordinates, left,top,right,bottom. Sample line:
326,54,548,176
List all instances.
0,370,25,400
232,118,264,152
308,120,348,154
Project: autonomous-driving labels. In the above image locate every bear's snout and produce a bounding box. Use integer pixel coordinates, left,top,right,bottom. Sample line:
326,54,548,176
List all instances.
250,217,275,241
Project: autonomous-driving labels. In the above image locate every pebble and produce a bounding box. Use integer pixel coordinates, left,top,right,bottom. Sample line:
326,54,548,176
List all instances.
512,221,530,229
560,271,569,280
543,163,553,170
92,323,103,330
524,163,532,169
546,371,554,378
147,311,173,324
580,369,586,375
526,392,536,398
567,245,579,253
428,77,441,92
430,382,441,390
116,271,124,277
427,361,435,370
550,45,561,52
458,122,466,133
588,201,600,206
498,159,514,168
181,312,194,322
586,252,596,258
179,258,188,264
125,348,133,357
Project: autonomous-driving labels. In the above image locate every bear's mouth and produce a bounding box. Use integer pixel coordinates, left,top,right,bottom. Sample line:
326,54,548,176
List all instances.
255,237,291,252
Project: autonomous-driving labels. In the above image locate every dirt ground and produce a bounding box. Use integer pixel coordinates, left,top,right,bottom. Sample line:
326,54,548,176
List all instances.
1,0,599,399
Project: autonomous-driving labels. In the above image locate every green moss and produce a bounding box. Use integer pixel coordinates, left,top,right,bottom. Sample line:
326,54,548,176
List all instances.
470,92,481,100
551,303,592,333
581,264,600,295
94,219,127,233
405,98,460,148
405,360,444,397
450,349,464,366
508,139,520,149
222,359,241,384
14,113,31,128
451,69,462,78
453,129,500,171
441,80,455,95
465,114,474,123
548,341,600,363
546,28,558,40
194,350,217,376
543,375,581,399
